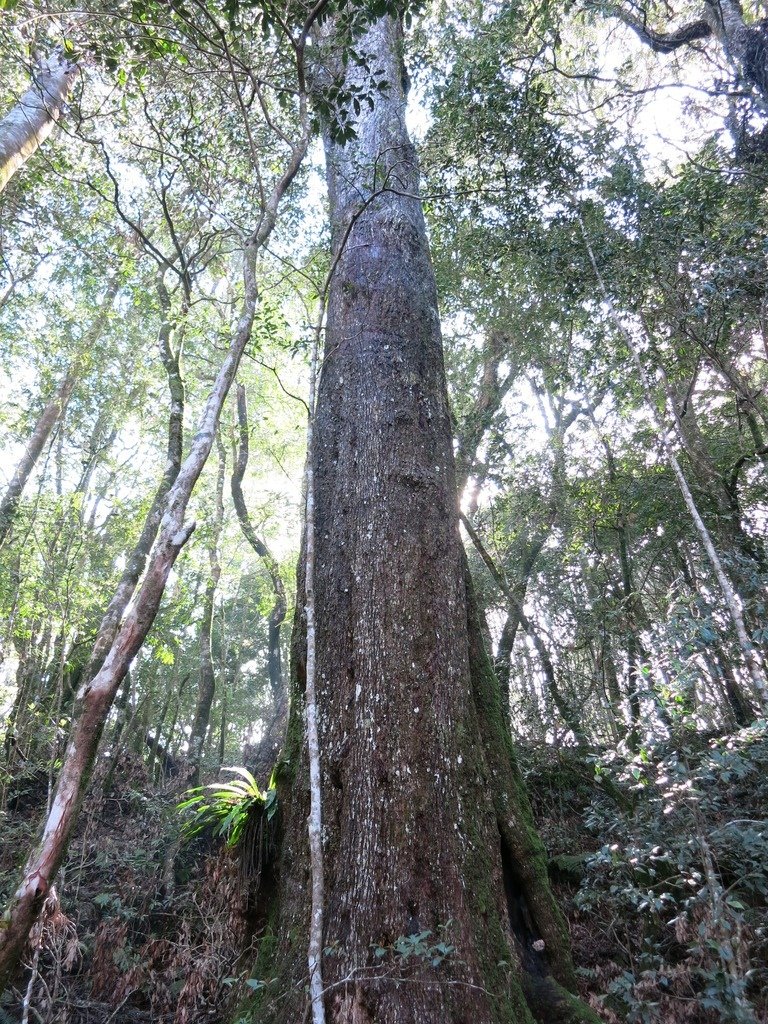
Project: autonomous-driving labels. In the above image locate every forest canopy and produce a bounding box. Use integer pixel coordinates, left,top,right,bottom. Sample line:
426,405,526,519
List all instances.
0,0,767,1022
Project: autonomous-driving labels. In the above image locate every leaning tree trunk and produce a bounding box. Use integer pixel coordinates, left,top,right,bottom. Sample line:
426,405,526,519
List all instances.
0,254,259,995
0,83,309,988
0,278,118,548
263,15,597,1024
0,53,77,193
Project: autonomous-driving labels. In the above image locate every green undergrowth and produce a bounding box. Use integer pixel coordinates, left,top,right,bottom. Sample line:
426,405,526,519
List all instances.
523,722,768,1024
0,752,255,1024
3,725,767,1024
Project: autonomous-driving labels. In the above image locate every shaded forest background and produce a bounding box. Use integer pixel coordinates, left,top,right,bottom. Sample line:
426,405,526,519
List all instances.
1,0,767,1020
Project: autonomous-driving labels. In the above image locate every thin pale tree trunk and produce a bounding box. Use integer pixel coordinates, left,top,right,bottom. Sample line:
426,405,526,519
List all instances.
302,306,325,1024
0,53,77,193
189,434,226,779
0,102,308,989
0,278,118,547
580,218,768,712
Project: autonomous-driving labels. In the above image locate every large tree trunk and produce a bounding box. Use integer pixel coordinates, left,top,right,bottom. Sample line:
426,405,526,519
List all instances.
0,53,77,193
264,16,596,1024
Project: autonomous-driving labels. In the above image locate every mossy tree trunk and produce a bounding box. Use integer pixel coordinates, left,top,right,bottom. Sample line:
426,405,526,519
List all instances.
263,14,598,1024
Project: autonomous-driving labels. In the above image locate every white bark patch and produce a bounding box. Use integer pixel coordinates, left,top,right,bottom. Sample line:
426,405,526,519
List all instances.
0,54,77,192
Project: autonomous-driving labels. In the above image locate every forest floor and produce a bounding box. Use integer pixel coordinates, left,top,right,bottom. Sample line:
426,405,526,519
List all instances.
1,723,767,1024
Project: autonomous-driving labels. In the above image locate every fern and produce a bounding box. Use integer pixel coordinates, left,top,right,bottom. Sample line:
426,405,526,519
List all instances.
177,766,277,847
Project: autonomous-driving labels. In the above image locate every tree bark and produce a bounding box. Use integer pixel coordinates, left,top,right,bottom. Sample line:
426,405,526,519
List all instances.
0,52,77,193
264,16,596,1024
231,383,287,708
189,434,226,778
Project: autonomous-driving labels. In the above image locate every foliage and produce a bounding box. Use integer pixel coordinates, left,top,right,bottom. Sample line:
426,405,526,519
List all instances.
178,767,278,847
544,725,768,1023
1,0,768,1017
370,923,457,969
